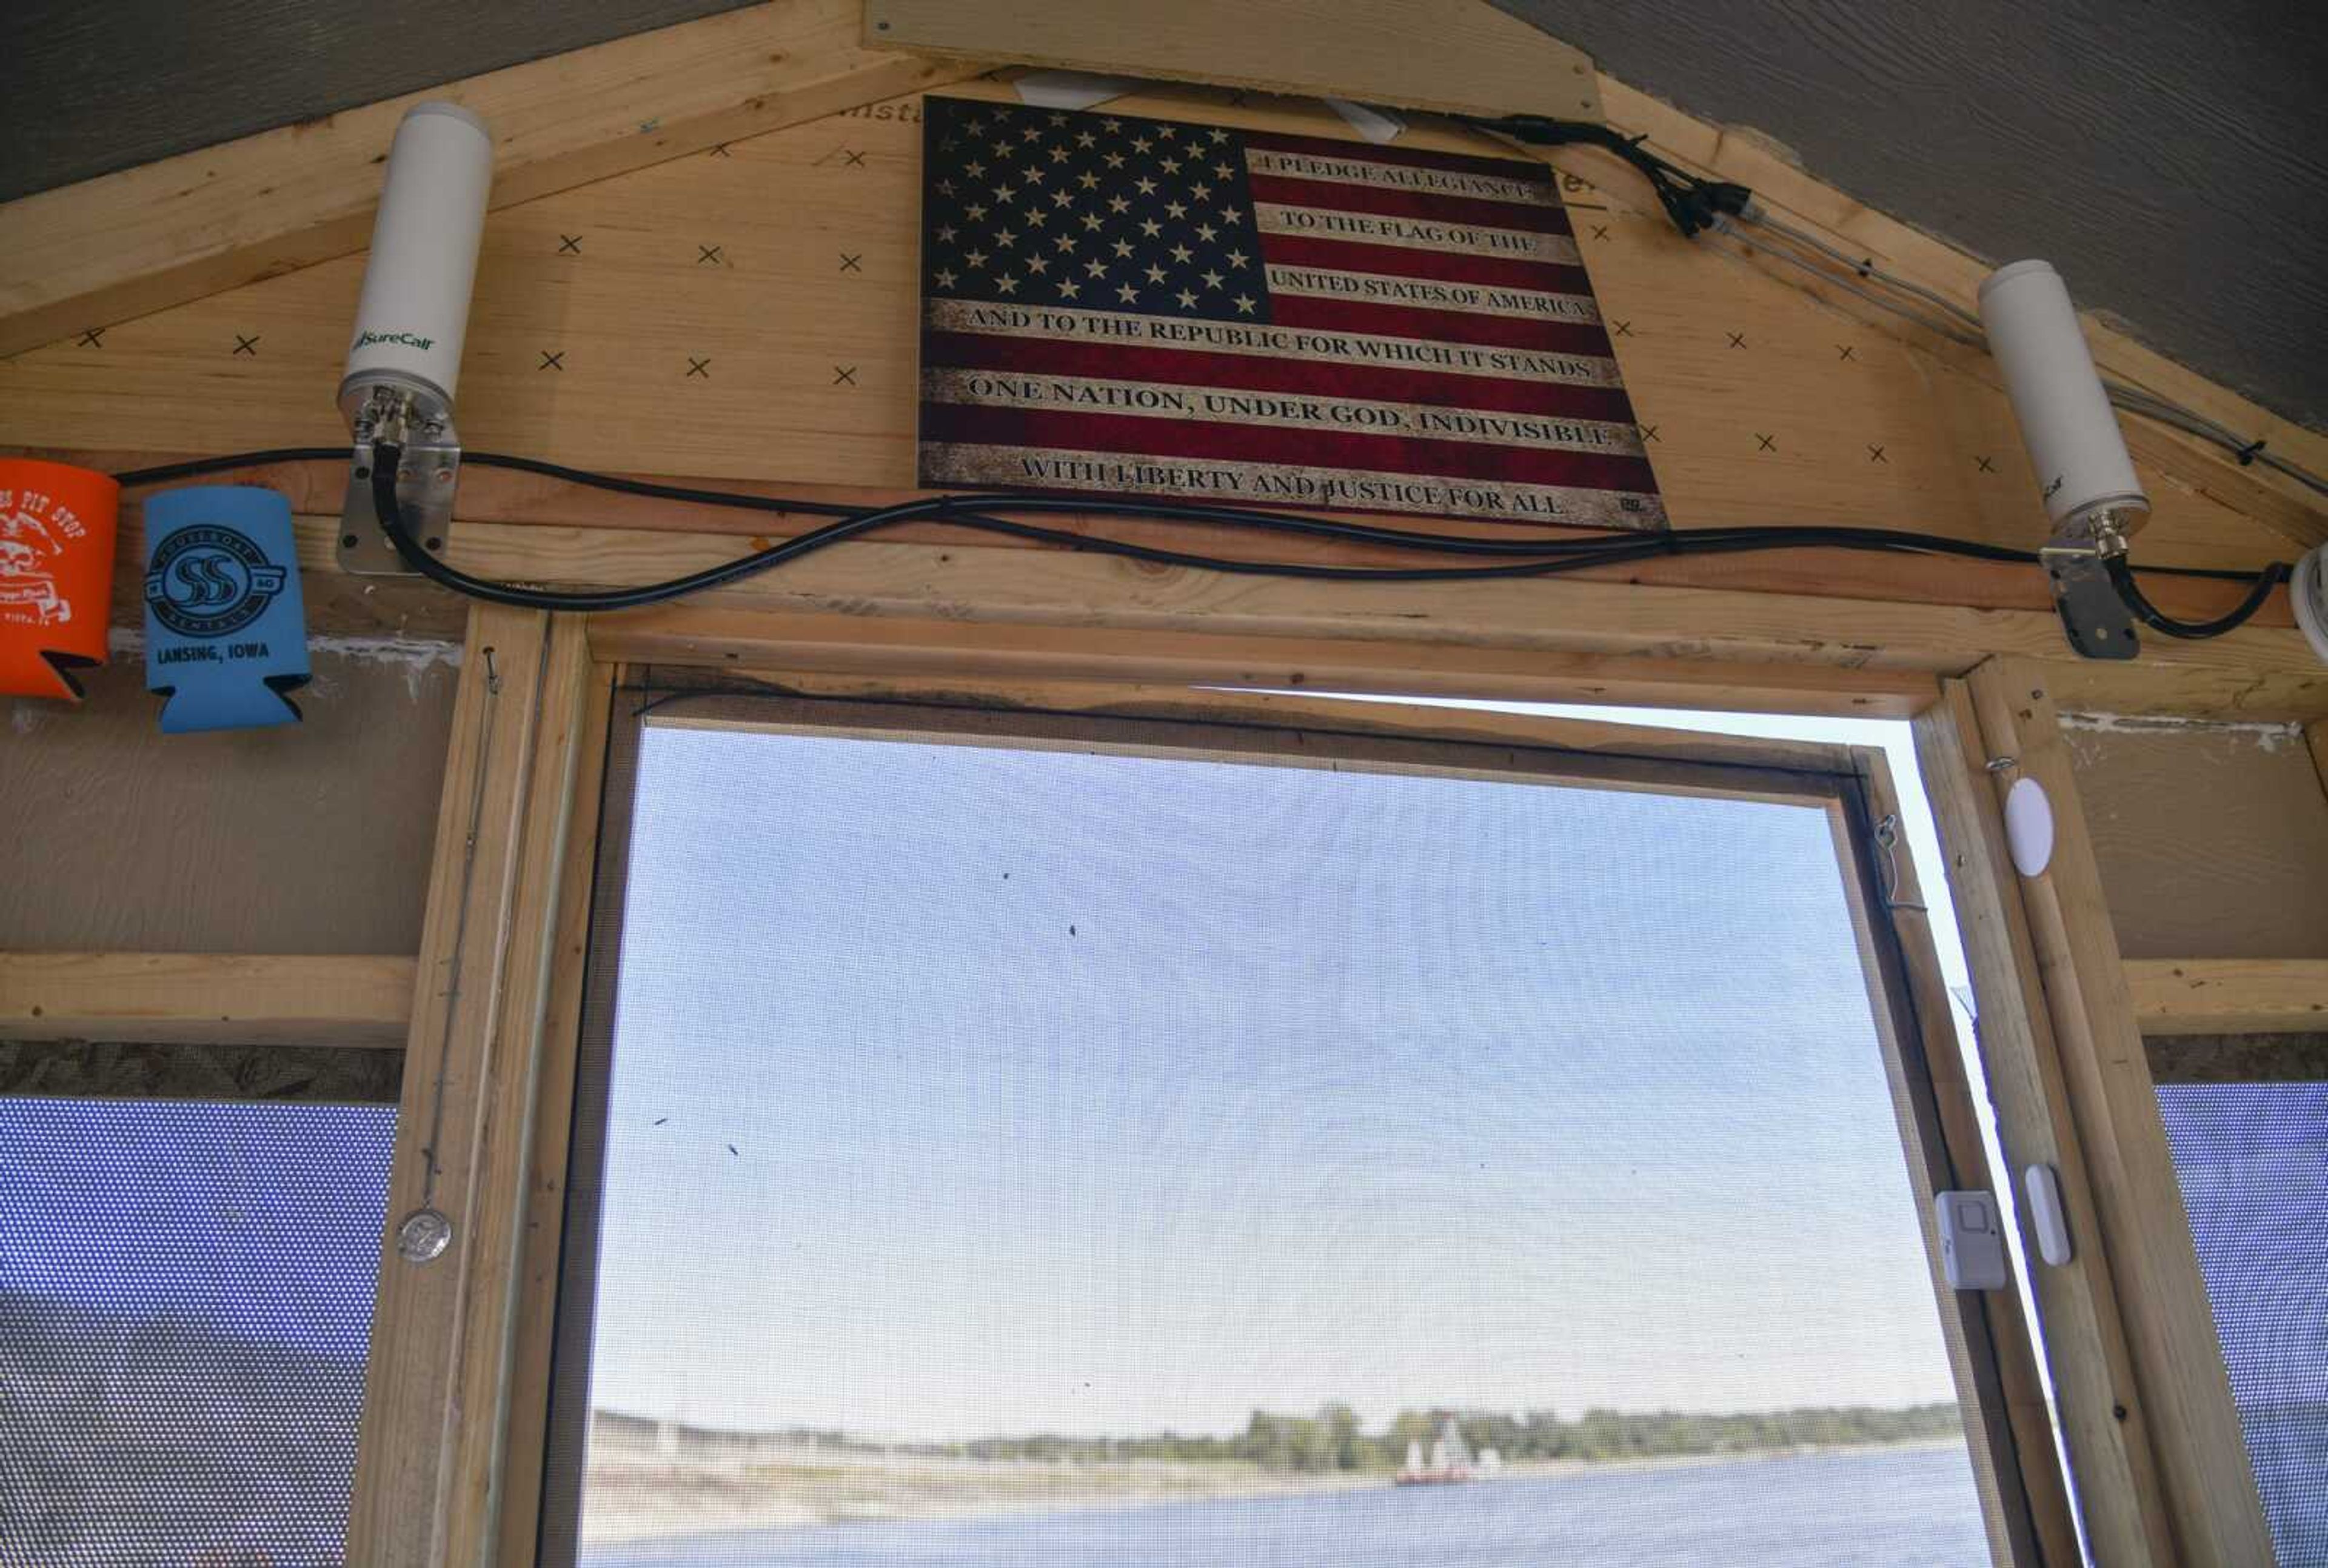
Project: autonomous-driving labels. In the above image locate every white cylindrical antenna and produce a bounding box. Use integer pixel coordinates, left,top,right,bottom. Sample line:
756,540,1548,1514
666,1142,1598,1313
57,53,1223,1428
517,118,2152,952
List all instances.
2293,545,2328,666
1978,259,2147,535
340,101,493,425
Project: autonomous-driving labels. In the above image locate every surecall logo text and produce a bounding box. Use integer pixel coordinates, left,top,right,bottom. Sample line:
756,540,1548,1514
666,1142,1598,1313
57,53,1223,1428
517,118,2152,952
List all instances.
352,329,436,352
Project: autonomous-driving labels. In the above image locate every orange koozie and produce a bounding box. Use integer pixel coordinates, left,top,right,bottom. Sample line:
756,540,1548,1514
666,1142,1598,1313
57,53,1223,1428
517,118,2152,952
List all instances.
0,458,121,700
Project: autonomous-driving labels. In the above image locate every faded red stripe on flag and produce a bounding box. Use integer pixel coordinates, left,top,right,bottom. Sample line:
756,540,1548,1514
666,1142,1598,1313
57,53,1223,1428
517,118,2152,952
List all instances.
920,404,1660,494
923,330,1642,422
1259,233,1594,293
1266,294,1614,356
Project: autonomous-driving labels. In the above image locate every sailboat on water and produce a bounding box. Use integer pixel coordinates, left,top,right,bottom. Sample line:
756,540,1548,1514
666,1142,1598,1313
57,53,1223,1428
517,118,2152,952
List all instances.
1394,1417,1474,1486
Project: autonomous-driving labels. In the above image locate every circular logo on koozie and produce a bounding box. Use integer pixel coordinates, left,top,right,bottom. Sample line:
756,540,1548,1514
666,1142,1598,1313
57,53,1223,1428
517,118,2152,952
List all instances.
144,524,287,639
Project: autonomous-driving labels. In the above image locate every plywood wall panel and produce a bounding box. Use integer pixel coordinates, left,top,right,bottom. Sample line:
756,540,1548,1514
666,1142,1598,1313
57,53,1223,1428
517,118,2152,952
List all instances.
2066,720,2328,961
1,653,457,954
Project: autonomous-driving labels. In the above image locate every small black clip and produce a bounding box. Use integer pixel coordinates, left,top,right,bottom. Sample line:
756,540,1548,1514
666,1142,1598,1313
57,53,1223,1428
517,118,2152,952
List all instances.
2235,439,2267,466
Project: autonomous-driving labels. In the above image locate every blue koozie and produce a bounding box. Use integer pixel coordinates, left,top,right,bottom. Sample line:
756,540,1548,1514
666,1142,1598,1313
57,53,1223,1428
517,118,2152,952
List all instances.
142,485,310,733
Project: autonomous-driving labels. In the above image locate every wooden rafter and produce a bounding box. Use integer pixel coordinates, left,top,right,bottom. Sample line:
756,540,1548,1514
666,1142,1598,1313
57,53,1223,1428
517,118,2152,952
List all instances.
350,607,599,1565
0,0,988,358
862,0,1603,121
1561,82,2328,550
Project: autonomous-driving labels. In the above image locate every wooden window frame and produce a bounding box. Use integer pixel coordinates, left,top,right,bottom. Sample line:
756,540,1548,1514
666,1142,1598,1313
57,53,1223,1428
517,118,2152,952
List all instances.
486,671,2073,1567
338,616,2273,1568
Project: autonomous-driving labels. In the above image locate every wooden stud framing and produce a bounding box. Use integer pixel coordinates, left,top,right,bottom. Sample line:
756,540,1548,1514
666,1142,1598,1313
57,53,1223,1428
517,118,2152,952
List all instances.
56,484,2326,721
863,0,1604,121
1912,681,2178,1564
496,662,617,1568
0,0,987,357
1961,660,2271,1565
1822,746,2073,1566
2125,957,2328,1036
557,529,2327,721
350,607,596,1568
0,951,413,1047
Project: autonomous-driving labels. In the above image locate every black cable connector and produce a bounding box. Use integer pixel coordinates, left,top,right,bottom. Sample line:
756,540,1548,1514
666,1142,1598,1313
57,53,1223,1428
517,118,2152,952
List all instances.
1458,114,1752,238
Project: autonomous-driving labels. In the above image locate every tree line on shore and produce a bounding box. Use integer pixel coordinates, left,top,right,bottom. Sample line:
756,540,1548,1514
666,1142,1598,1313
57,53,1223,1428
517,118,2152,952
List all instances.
953,1401,1965,1472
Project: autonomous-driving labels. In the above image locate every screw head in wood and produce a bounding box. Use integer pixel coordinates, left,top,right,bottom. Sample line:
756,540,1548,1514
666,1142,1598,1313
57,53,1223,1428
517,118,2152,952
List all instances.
396,1207,454,1264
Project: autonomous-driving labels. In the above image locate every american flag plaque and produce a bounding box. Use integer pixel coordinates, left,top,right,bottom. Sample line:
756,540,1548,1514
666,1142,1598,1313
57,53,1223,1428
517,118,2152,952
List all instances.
917,98,1664,529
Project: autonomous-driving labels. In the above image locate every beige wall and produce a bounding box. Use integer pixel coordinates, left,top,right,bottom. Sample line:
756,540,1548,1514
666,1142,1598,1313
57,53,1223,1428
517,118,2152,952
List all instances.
1,650,456,955
2066,718,2328,962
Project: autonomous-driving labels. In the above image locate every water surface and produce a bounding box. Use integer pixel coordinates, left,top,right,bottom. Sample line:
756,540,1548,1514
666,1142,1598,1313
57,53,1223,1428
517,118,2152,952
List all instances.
587,1443,1988,1567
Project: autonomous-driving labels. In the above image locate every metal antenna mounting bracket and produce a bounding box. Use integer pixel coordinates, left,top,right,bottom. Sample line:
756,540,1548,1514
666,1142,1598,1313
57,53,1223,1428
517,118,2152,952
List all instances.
338,382,461,576
2039,512,2139,661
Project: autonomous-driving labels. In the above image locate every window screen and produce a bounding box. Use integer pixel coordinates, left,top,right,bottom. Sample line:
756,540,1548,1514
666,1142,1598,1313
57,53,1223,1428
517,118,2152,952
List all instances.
552,719,1996,1566
2156,1078,2328,1564
0,1097,395,1567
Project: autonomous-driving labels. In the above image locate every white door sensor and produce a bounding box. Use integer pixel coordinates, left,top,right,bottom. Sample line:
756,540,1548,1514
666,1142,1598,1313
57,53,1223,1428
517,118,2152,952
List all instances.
2024,1164,2075,1266
1936,1190,2010,1291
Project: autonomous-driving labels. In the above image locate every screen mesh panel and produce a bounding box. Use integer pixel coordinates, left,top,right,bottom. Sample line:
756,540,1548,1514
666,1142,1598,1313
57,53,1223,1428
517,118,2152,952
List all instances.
2156,1080,2328,1564
557,721,1993,1566
0,1097,395,1567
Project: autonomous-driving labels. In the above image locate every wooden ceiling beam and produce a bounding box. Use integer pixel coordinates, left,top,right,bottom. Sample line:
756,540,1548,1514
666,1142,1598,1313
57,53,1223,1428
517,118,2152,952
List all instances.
67,449,2292,629
0,0,989,359
69,489,2328,721
861,0,1602,122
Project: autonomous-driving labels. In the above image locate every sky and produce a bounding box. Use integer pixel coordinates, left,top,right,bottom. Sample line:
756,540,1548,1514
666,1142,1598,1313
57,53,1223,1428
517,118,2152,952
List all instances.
584,707,1973,1443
